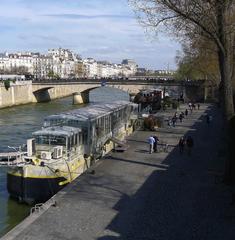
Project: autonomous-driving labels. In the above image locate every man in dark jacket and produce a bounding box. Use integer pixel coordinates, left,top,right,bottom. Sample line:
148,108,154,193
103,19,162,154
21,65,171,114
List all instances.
186,136,194,155
153,135,159,152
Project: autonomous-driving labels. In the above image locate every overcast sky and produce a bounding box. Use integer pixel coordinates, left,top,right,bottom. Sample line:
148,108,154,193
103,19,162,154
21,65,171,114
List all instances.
0,0,181,70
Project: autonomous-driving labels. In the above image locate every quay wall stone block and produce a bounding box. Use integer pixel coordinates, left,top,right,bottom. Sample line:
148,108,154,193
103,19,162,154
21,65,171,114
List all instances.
0,85,33,108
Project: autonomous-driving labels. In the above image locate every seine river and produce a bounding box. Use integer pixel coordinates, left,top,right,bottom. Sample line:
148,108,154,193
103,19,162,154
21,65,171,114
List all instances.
0,87,129,237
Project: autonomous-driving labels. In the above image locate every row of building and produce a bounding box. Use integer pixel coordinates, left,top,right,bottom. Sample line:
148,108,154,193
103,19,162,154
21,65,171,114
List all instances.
0,48,138,79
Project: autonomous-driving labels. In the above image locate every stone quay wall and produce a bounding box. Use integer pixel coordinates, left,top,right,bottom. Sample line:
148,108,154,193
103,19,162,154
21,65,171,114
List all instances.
0,82,33,108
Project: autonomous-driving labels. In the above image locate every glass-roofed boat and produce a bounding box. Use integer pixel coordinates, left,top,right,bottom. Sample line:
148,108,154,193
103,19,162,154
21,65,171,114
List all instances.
7,101,138,204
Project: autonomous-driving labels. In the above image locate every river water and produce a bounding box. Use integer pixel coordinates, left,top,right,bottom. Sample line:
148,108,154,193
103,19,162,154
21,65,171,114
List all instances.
0,86,129,236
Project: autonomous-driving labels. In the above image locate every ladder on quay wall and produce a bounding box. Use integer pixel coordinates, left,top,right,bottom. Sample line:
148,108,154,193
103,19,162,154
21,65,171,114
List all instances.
0,152,27,167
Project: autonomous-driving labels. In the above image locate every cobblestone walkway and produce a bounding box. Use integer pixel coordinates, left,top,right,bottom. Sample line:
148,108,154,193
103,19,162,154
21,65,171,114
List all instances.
3,104,235,240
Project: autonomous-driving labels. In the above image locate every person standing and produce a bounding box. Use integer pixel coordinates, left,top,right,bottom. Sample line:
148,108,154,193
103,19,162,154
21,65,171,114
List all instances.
188,103,192,110
174,112,178,122
172,116,176,127
186,136,194,155
179,113,183,122
185,109,188,117
206,114,212,125
168,117,172,127
206,115,210,124
153,135,159,153
178,137,185,154
148,136,155,154
192,103,196,110
197,103,200,110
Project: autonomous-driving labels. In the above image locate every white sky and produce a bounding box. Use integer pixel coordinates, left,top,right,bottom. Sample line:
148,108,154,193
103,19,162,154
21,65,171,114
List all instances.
0,0,181,70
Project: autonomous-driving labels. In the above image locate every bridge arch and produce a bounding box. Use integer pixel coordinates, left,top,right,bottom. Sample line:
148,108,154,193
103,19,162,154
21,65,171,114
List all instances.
77,86,131,104
33,87,54,102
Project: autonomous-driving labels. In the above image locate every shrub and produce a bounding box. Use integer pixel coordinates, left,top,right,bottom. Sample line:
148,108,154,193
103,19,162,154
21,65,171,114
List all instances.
163,96,172,107
144,116,157,131
4,80,11,90
172,100,179,109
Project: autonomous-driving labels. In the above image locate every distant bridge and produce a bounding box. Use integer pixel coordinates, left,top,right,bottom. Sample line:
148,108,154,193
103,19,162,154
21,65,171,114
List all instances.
32,79,206,103
33,78,205,86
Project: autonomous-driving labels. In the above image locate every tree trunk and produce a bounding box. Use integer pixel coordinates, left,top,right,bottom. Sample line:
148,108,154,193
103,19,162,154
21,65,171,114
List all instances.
215,2,235,183
217,45,235,184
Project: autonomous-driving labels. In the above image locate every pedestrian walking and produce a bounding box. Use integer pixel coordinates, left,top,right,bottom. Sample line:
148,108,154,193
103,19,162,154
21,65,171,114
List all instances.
186,136,194,155
206,115,210,124
206,114,212,125
174,112,178,122
153,135,159,153
172,116,177,127
148,136,155,154
192,103,196,110
188,102,192,110
167,118,172,127
197,103,200,110
188,102,193,113
185,109,188,117
179,113,183,122
178,137,185,154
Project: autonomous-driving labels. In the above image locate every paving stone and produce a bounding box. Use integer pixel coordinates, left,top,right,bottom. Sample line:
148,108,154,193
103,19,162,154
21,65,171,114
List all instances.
2,104,234,240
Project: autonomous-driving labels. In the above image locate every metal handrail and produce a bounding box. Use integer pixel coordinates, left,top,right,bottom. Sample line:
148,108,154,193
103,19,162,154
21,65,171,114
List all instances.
0,151,27,167
30,198,57,215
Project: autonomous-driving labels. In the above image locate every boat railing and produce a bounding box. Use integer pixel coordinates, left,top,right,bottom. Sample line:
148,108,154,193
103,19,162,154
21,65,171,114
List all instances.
0,151,27,167
67,151,78,162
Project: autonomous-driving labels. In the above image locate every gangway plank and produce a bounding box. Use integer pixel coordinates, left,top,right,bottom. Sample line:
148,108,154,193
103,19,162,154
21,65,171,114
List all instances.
110,137,129,152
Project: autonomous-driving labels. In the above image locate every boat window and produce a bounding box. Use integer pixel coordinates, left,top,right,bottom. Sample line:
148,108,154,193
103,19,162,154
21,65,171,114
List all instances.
43,121,50,127
67,136,72,149
79,133,83,145
100,117,104,130
74,134,78,145
83,132,87,144
105,116,109,134
35,135,66,146
68,120,77,127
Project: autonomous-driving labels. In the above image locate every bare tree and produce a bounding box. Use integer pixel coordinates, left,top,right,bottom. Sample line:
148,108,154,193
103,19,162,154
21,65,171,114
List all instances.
130,0,235,182
131,0,235,119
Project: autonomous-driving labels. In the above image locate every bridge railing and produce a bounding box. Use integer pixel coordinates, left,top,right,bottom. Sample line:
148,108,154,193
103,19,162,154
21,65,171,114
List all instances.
32,78,205,86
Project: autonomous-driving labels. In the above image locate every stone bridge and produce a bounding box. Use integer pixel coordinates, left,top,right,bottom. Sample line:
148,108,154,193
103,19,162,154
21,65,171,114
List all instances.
32,80,205,103
32,82,139,103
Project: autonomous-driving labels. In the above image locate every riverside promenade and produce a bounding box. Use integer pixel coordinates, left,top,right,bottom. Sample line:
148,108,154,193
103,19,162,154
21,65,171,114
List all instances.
2,104,235,240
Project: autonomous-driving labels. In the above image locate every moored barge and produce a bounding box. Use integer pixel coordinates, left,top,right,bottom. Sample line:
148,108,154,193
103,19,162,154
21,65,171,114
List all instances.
7,101,138,204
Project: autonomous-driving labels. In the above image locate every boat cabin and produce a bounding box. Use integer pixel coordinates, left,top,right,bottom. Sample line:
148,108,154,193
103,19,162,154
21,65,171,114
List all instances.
43,101,138,155
32,126,82,160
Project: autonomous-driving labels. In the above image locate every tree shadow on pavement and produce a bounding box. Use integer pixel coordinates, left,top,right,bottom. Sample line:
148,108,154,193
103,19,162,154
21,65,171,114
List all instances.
96,105,234,240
